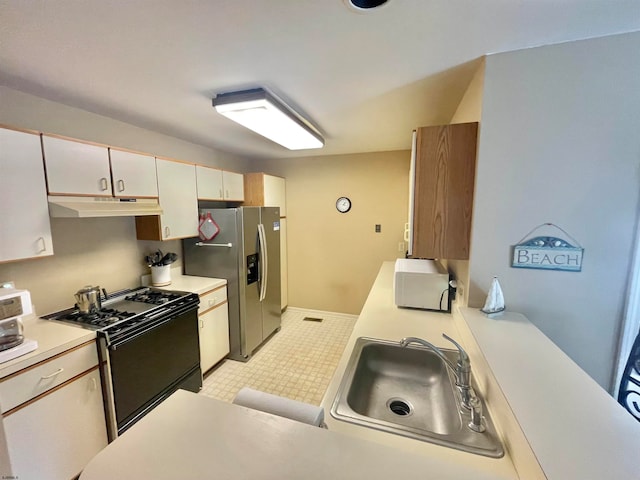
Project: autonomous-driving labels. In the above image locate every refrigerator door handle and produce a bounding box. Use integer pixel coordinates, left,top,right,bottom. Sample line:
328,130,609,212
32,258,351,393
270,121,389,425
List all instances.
195,242,233,248
258,223,268,302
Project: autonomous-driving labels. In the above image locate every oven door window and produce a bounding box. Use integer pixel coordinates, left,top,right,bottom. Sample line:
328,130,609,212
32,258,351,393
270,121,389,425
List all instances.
108,308,200,429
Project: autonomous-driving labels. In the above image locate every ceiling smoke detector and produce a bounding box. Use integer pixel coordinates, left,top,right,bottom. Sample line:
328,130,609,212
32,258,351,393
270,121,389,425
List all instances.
345,0,390,12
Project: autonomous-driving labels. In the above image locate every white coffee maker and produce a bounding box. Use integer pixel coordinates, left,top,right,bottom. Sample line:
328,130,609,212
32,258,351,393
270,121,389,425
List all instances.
0,286,37,362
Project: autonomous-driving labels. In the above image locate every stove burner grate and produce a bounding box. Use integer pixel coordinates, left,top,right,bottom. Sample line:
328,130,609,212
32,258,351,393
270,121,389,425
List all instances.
65,308,135,327
124,289,181,305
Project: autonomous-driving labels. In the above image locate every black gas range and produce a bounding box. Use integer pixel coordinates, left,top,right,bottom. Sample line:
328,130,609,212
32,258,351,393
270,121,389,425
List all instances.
44,287,202,440
44,287,199,344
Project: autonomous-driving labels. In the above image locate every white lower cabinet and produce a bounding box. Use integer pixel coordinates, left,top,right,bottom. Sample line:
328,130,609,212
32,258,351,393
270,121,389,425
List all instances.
0,342,107,480
198,286,230,372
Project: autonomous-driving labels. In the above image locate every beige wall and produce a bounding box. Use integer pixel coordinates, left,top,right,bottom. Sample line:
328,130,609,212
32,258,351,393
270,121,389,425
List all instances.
0,218,178,314
0,86,251,314
257,151,410,315
468,31,640,390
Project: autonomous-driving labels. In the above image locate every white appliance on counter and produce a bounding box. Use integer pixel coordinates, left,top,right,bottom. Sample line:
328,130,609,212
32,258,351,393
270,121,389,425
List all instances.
0,287,38,363
394,259,452,312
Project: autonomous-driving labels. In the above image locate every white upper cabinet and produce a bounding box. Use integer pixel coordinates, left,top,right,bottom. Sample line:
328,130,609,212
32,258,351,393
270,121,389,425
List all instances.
0,128,54,262
42,135,112,196
196,167,244,201
222,171,244,201
109,149,158,198
244,173,286,216
263,174,286,216
196,166,224,200
155,159,198,240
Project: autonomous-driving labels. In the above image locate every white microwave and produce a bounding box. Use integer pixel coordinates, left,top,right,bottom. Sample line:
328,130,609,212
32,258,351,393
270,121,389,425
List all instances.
394,259,451,312
0,288,32,322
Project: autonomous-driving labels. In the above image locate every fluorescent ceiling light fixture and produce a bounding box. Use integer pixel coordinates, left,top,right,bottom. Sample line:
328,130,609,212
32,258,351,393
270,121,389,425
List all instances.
212,88,324,150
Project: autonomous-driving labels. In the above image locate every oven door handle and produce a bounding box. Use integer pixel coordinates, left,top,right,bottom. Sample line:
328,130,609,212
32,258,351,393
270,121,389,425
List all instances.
108,314,179,350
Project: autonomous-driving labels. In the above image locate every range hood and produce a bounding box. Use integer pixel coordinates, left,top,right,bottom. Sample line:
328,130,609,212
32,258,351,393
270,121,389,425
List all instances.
48,196,163,218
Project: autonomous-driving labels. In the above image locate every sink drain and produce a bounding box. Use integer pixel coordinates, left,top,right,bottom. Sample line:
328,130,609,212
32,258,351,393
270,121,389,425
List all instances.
387,398,413,416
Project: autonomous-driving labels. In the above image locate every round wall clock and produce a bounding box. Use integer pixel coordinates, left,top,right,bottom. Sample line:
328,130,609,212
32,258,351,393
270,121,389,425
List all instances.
336,196,352,213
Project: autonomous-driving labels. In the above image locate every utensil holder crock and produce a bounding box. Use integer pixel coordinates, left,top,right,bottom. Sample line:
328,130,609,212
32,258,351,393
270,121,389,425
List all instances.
151,265,171,286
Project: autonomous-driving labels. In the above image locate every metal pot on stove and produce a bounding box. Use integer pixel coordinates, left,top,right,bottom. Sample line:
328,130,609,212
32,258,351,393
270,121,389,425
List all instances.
75,285,102,314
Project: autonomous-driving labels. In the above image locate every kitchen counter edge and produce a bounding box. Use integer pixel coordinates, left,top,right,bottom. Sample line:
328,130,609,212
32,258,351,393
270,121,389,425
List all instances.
0,315,97,379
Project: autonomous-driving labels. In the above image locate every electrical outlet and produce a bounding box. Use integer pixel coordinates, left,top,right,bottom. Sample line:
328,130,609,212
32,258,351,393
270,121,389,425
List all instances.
375,224,381,233
398,241,405,252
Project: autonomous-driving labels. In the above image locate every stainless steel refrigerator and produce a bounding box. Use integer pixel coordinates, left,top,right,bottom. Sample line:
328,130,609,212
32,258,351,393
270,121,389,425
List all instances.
183,207,281,361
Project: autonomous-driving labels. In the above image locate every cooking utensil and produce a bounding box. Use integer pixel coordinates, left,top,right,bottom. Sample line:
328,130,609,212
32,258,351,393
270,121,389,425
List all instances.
75,285,102,314
161,252,178,265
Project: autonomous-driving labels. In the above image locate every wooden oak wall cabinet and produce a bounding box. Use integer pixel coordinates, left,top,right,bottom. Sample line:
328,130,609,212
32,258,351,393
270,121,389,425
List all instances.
410,122,478,260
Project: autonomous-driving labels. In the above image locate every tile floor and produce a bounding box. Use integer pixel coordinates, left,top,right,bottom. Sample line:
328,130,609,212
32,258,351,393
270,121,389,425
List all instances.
200,307,357,405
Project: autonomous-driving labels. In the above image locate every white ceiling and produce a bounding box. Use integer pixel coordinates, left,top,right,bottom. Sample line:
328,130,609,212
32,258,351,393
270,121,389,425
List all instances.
1,0,639,159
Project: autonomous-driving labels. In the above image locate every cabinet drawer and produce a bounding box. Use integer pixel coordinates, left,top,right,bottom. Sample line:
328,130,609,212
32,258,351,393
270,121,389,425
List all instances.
0,341,98,413
198,286,227,315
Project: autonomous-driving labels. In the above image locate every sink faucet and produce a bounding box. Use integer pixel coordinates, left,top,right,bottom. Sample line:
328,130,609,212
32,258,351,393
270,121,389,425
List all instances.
399,334,474,410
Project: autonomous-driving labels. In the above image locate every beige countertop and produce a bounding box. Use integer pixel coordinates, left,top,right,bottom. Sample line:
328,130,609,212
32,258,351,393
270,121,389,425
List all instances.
0,314,96,379
458,306,640,480
141,267,226,295
78,261,640,479
79,263,512,480
80,389,505,480
320,262,519,479
321,261,640,479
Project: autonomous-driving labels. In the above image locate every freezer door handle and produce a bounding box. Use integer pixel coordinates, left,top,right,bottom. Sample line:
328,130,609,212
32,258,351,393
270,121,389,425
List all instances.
258,223,268,302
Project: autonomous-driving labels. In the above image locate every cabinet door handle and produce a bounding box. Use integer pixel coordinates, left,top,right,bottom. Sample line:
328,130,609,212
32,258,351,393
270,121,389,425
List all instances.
200,319,204,329
209,298,216,307
37,236,47,253
117,179,125,192
99,177,109,191
219,188,223,198
41,368,64,379
165,226,171,238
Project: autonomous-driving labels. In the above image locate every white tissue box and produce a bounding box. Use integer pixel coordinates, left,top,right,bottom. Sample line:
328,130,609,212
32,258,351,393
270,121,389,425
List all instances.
394,259,451,311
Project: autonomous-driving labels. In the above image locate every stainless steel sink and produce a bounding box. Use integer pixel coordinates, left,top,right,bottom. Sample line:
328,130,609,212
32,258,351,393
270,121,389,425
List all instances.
330,337,504,458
